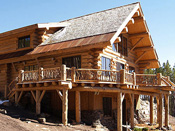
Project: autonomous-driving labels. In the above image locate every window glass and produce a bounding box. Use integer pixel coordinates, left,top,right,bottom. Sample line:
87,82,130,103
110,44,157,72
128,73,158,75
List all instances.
129,66,135,73
101,56,111,70
62,56,81,68
18,36,30,49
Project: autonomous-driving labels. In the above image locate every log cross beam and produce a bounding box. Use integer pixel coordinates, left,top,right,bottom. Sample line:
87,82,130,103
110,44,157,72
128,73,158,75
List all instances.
135,51,146,64
130,37,144,51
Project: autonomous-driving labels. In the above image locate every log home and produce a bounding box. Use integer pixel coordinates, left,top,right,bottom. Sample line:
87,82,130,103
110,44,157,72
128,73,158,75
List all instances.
0,2,174,130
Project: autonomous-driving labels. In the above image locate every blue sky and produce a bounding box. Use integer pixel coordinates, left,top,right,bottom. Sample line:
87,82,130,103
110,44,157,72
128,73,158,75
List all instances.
0,0,175,67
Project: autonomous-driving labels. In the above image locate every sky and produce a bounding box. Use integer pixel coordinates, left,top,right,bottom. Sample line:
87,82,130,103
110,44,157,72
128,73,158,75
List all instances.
0,0,175,67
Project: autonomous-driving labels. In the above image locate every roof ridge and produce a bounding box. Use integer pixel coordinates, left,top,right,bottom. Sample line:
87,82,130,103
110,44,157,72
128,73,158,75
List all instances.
59,2,140,23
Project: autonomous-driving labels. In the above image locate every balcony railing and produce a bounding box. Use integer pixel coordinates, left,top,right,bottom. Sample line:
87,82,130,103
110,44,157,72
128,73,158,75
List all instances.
18,65,166,86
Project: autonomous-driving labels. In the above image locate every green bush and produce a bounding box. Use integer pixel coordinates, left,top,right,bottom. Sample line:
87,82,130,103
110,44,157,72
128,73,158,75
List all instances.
133,127,148,131
133,128,142,131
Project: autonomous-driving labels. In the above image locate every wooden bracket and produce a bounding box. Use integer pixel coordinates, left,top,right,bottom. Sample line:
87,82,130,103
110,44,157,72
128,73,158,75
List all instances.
31,91,36,102
38,90,46,103
17,91,23,103
130,37,144,51
56,90,63,101
135,51,146,64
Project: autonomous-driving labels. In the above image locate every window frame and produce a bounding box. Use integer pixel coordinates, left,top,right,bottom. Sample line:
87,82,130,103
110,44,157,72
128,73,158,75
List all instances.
18,35,30,49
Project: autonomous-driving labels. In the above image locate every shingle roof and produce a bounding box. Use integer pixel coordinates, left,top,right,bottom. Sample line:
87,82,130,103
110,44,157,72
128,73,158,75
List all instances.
41,2,139,46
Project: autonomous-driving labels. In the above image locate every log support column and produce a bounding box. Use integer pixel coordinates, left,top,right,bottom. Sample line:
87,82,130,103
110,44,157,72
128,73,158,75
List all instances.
15,91,19,105
36,90,41,115
156,96,159,124
62,88,68,126
75,91,81,123
130,94,134,129
159,94,163,129
150,96,154,125
165,94,169,128
117,92,122,131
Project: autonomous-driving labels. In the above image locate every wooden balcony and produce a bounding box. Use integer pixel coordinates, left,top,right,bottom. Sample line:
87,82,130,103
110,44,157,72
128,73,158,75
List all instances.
15,65,174,92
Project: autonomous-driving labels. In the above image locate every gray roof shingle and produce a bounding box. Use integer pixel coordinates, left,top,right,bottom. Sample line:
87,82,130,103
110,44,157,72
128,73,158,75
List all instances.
41,2,139,45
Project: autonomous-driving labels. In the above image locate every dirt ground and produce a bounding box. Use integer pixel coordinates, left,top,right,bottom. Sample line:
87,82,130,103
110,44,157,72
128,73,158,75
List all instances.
0,104,175,131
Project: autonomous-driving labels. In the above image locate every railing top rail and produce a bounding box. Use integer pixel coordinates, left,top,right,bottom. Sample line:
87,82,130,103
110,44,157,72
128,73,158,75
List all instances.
23,70,39,73
76,68,120,72
136,74,156,76
43,67,60,70
125,72,133,75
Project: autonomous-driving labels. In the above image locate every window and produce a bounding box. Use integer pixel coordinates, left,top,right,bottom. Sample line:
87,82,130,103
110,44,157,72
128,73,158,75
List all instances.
129,66,135,73
24,65,38,71
101,56,111,70
18,35,30,49
112,35,128,56
103,97,112,116
62,56,81,68
116,62,125,71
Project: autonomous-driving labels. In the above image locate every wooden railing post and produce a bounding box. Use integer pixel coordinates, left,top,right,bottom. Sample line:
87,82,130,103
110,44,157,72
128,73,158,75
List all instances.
39,67,43,81
71,67,76,82
120,69,125,84
157,73,162,85
132,72,136,85
61,65,66,81
19,70,24,83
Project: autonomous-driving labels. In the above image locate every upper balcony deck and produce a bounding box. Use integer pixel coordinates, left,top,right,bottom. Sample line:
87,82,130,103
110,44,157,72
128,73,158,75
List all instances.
12,65,174,92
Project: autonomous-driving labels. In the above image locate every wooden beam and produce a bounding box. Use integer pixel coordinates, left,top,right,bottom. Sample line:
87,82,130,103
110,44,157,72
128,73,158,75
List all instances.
127,18,134,26
156,96,160,124
138,59,158,63
75,91,81,123
150,96,154,125
36,90,41,115
159,94,163,128
129,32,149,39
17,91,23,103
134,17,144,23
135,51,146,64
165,94,169,127
117,92,122,131
121,27,128,34
130,37,144,51
38,90,46,103
121,93,125,102
15,91,19,105
62,88,68,126
134,46,153,52
31,91,36,102
114,37,121,43
130,93,134,129
133,11,140,17
56,90,63,101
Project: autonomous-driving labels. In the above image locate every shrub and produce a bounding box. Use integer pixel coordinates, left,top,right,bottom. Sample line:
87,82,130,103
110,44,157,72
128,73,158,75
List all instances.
142,128,148,131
